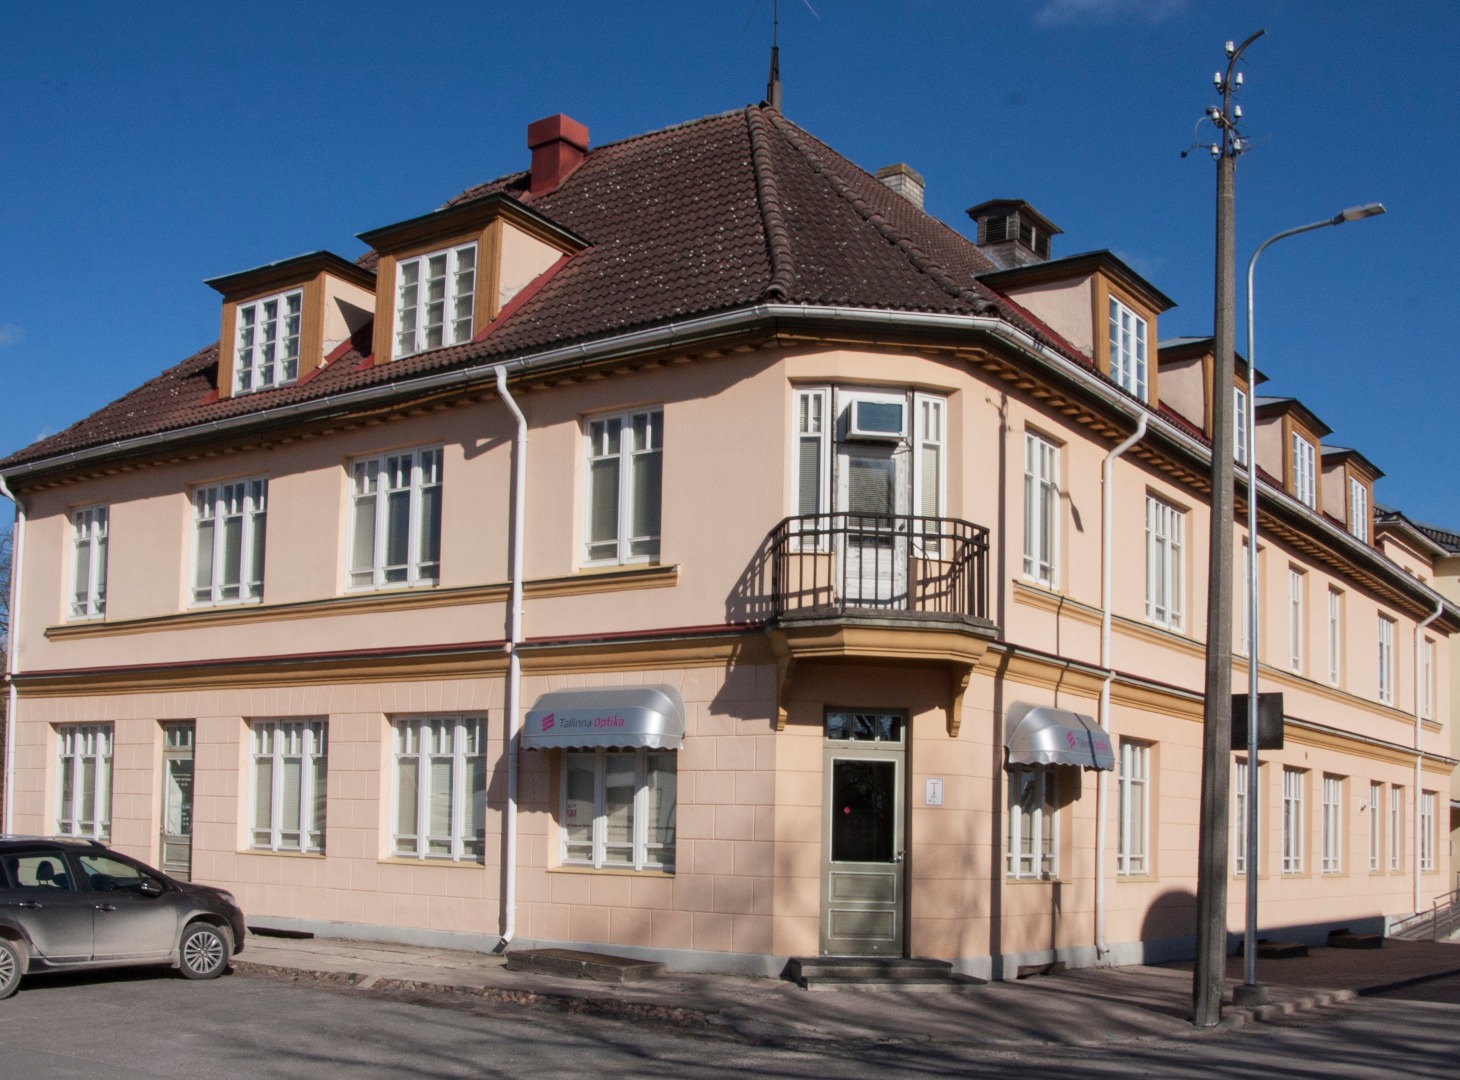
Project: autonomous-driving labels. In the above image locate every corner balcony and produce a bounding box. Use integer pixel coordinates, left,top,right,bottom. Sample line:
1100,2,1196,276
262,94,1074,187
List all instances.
763,513,997,734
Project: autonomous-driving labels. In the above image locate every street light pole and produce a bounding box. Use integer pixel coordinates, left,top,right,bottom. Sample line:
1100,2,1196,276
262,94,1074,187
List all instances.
1191,29,1262,1029
1237,202,1386,1005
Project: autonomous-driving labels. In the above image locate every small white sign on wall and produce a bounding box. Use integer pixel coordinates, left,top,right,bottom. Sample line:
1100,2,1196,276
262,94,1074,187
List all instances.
925,778,944,806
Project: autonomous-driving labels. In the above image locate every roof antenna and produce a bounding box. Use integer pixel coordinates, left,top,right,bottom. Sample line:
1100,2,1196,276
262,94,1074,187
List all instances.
766,0,782,110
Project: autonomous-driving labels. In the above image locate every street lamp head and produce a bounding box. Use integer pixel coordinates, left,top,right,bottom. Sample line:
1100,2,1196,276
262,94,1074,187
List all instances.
1337,203,1386,223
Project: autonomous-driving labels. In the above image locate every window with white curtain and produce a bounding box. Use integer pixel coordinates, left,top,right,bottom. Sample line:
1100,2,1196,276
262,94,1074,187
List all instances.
392,715,486,861
1348,478,1369,542
1282,767,1305,874
251,720,327,853
1233,758,1249,875
1023,432,1060,585
561,748,676,871
1107,296,1148,401
1237,540,1250,656
1377,615,1396,705
1421,637,1435,720
193,478,267,604
1007,765,1059,879
585,408,663,565
1327,588,1343,687
1234,386,1248,465
1321,775,1343,874
794,388,830,518
1368,780,1382,872
1389,785,1403,872
235,289,302,392
1117,740,1150,876
1291,433,1316,509
395,243,476,358
70,505,109,619
56,724,112,840
1420,791,1436,872
1288,568,1305,673
350,448,442,588
1145,495,1184,629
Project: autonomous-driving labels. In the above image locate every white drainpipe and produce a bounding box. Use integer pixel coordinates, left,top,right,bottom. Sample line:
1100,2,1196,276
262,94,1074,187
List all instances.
1096,413,1147,958
0,476,23,835
1414,600,1443,913
493,365,527,951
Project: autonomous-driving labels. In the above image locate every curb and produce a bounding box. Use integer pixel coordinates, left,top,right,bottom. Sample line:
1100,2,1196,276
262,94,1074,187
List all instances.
1222,987,1357,1029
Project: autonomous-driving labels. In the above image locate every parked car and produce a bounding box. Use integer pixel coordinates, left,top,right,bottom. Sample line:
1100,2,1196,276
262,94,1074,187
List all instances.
0,836,245,999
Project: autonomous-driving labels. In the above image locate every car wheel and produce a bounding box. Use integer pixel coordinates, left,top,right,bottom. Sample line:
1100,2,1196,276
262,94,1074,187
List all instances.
178,923,230,980
0,938,25,1000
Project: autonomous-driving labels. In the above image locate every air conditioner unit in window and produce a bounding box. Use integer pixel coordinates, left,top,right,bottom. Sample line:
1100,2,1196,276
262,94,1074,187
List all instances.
847,398,907,441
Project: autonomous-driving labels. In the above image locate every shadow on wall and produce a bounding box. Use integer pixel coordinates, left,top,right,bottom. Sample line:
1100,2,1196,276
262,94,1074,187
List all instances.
1140,888,1200,965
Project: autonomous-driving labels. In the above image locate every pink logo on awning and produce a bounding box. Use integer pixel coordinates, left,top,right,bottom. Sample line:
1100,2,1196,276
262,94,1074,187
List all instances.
1066,730,1078,749
541,713,555,731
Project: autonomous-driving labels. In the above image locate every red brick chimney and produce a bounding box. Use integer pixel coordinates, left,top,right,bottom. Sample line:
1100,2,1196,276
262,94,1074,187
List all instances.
527,114,589,195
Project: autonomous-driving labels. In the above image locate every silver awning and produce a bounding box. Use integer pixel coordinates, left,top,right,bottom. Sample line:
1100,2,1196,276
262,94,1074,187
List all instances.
1005,702,1114,771
522,685,686,750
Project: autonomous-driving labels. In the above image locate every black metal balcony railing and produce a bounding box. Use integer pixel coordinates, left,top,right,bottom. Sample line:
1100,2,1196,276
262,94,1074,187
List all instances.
768,513,990,622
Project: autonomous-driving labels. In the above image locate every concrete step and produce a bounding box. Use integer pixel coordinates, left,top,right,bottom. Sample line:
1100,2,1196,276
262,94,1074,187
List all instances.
1327,931,1384,950
503,948,665,983
1241,940,1309,959
785,956,982,991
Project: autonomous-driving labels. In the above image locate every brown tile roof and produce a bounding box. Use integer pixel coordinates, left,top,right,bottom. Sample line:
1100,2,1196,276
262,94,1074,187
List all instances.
2,105,1087,473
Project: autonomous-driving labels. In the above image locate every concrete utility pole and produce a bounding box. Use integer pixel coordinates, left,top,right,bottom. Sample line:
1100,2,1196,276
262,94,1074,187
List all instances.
1191,29,1263,1028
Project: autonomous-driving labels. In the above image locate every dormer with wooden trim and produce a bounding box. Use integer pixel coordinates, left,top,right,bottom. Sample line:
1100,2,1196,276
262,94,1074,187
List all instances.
207,252,376,400
1322,446,1383,544
1254,397,1332,512
1155,336,1266,450
358,190,586,367
978,249,1175,408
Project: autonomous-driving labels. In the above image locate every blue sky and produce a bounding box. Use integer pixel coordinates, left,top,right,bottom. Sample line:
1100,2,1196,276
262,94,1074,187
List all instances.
1,0,1456,527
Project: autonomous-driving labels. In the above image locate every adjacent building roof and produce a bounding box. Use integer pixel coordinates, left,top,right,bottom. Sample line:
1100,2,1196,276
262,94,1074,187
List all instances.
0,105,1086,475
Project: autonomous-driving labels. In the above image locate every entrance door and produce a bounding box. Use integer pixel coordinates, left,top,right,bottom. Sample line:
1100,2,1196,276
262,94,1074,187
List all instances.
836,443,908,605
160,722,194,880
820,710,905,956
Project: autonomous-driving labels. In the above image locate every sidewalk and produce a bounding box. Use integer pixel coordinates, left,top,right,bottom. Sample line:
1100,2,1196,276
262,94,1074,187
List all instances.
230,933,1460,1049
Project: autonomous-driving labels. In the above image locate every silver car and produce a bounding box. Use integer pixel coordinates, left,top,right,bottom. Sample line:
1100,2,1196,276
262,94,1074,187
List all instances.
0,836,245,999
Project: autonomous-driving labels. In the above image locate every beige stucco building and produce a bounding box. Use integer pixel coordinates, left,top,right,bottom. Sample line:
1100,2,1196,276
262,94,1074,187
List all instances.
2,107,1454,979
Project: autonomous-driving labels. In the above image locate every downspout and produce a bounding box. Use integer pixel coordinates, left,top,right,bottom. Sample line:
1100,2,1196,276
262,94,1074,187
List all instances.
493,366,527,952
0,476,23,835
1096,413,1147,958
1414,600,1443,913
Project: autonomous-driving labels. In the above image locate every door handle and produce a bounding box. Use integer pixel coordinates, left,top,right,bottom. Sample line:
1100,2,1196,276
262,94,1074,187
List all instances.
94,903,117,912
18,900,41,909
894,851,905,864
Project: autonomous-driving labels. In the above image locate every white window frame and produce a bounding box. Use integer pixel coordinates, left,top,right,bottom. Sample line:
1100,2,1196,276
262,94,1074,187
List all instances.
1291,433,1316,509
1023,431,1060,586
1389,785,1403,872
1145,494,1184,630
1007,764,1059,880
1233,758,1250,875
1348,478,1369,542
391,714,486,861
1237,540,1250,657
56,724,112,840
1368,780,1382,872
1321,775,1342,875
395,242,477,358
69,505,109,620
1420,637,1435,720
1234,386,1248,465
1107,296,1148,401
1377,615,1395,706
1117,740,1150,876
584,408,663,565
560,747,677,872
1287,568,1305,673
234,289,303,393
349,447,443,589
793,387,831,519
192,478,267,605
1420,791,1436,873
1327,588,1343,687
1282,767,1305,875
250,720,327,853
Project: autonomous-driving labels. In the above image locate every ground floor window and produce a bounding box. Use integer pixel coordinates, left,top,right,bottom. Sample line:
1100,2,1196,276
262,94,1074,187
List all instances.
1321,775,1343,874
57,724,112,840
561,748,676,871
1282,767,1305,875
1007,764,1059,880
251,720,327,853
392,715,485,861
1420,791,1436,873
1117,740,1150,876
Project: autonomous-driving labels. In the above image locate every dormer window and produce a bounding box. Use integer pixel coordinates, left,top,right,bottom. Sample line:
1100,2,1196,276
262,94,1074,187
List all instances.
1108,297,1148,401
1349,478,1370,542
1292,433,1316,508
234,290,303,394
395,243,477,358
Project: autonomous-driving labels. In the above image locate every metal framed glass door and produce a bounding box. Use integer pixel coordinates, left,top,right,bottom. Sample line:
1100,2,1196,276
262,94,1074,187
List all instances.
160,722,194,880
820,710,906,956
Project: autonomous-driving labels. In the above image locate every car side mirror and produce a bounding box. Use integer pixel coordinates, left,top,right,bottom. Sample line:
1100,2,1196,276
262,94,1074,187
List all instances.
137,879,164,898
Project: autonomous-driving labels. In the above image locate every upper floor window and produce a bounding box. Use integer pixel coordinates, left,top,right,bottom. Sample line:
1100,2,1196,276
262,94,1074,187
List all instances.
585,409,662,565
1287,568,1305,673
794,388,830,517
1145,495,1184,630
391,714,485,861
1023,432,1060,585
235,290,302,393
350,448,442,589
1107,296,1148,401
1348,478,1369,542
1327,587,1343,687
1421,637,1435,720
1291,433,1316,509
396,243,476,358
250,720,326,854
70,506,109,620
1234,387,1248,465
1377,614,1396,705
192,479,267,605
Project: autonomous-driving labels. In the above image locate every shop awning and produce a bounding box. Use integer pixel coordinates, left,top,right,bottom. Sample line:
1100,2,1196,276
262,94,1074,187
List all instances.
1005,702,1114,771
522,685,686,750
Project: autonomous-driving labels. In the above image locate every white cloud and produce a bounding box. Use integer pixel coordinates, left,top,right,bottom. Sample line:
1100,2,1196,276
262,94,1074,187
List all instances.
1031,0,1188,28
0,324,23,347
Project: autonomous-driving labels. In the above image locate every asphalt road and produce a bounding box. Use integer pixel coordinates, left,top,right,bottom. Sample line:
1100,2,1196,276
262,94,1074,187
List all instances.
1,966,1458,1079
